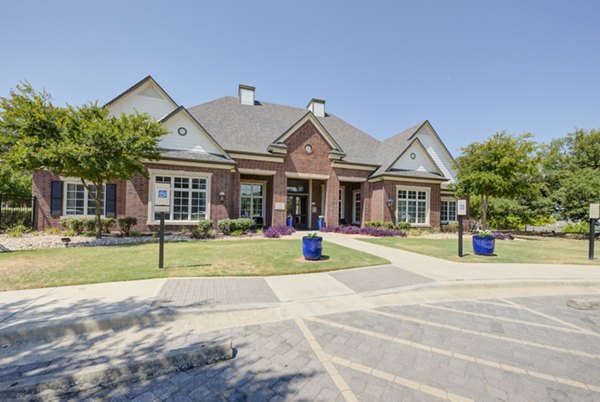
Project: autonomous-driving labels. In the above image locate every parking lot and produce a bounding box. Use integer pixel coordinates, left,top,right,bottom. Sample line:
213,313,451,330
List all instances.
93,293,600,401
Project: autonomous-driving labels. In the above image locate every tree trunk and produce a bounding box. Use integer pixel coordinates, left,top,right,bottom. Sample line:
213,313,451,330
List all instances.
94,182,103,239
481,194,488,230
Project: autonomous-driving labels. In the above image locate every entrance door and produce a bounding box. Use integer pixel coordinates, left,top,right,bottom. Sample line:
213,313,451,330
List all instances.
287,195,308,229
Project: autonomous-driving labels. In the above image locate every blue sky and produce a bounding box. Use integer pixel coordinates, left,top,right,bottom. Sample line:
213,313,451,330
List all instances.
1,0,598,155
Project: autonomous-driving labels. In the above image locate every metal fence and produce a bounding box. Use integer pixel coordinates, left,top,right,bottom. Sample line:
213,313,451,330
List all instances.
0,194,36,231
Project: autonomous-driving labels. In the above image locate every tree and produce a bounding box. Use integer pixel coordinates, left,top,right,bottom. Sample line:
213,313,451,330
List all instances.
0,83,168,238
539,128,600,220
453,132,539,228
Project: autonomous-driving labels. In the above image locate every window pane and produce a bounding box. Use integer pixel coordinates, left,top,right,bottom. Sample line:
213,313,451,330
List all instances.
253,198,263,217
417,200,427,223
241,184,252,197
174,177,189,189
191,178,206,190
398,190,406,199
241,197,251,217
173,190,189,220
66,184,85,215
407,201,417,223
398,200,407,222
252,184,262,197
418,191,426,200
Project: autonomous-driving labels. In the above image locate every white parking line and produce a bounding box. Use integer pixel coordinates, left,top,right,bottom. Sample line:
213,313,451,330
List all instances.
295,318,358,402
370,309,600,359
306,316,600,394
421,304,597,336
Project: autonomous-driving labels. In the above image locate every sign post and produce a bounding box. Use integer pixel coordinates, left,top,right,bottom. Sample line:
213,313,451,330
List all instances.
590,203,599,261
155,184,171,269
457,199,468,257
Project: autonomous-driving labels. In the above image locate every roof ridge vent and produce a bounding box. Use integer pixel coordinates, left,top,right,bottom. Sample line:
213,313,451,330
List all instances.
238,84,255,106
307,98,325,117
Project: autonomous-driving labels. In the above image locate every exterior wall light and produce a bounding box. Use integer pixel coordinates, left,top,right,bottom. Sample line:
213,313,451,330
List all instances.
386,199,394,208
219,192,225,202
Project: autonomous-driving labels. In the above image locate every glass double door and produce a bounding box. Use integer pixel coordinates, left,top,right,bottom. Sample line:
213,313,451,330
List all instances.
287,195,308,230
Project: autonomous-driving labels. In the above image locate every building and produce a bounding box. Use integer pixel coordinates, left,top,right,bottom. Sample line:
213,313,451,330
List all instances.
33,76,460,232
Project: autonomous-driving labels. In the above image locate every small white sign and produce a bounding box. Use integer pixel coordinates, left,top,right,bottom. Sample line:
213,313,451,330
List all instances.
457,199,467,216
155,205,170,213
155,183,171,209
275,202,286,211
590,203,600,219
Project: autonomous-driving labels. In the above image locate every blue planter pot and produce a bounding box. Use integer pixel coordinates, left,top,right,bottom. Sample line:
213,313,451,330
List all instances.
473,235,495,256
286,216,293,227
302,236,323,260
317,216,325,231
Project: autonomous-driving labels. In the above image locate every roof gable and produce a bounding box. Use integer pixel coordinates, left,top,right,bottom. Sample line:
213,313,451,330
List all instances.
273,113,344,154
106,76,178,121
158,107,231,158
389,138,443,175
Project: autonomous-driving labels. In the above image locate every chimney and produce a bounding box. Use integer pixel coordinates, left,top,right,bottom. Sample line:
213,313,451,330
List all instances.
238,84,255,105
307,98,326,117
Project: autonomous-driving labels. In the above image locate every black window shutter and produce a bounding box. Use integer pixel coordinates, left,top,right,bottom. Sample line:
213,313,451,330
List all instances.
50,181,63,217
105,184,117,217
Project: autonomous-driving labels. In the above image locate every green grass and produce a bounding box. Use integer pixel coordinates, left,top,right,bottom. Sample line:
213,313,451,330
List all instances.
0,239,389,291
360,236,600,265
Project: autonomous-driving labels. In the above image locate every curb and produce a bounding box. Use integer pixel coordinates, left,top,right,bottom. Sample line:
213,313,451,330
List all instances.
0,308,181,347
0,340,233,399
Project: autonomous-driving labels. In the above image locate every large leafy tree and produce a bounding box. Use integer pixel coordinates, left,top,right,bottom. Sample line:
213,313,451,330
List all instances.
0,83,168,238
454,132,540,228
540,128,600,220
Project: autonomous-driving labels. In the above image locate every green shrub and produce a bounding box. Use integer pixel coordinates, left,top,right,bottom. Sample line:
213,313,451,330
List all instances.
196,219,213,238
101,218,116,233
61,217,82,234
7,224,27,237
441,222,459,233
563,221,590,233
82,218,96,236
118,216,138,236
44,226,62,235
217,218,256,235
395,222,411,231
130,229,143,237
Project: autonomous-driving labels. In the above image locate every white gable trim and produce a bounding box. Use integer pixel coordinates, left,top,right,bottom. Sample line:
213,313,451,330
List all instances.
159,107,231,159
410,121,455,163
387,137,444,176
106,76,178,116
273,113,344,152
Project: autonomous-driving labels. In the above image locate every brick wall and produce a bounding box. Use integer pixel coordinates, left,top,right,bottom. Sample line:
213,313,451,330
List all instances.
380,180,442,228
32,170,61,231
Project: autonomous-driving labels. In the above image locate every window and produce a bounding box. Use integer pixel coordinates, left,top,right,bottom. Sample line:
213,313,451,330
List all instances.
397,187,429,225
153,175,208,221
64,183,105,216
241,182,264,218
352,190,361,224
441,200,457,223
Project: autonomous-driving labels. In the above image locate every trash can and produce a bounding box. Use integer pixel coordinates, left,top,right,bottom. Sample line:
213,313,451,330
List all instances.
286,216,293,227
317,216,325,231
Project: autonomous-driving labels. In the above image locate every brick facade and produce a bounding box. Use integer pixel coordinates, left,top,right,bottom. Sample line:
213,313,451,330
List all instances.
32,121,455,232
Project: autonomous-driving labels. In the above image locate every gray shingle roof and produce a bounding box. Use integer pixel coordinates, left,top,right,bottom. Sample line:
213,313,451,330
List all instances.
188,97,307,155
187,97,435,176
159,149,235,164
372,169,449,181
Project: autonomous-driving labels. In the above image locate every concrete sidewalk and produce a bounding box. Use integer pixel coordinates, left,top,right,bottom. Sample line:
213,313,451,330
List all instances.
1,232,599,333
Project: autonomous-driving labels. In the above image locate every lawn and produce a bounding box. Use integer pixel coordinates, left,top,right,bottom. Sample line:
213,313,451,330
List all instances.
360,236,600,265
0,239,389,291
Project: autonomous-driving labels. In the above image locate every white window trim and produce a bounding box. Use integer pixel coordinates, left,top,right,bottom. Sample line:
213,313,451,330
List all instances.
339,186,345,222
441,196,458,223
62,179,106,218
352,189,361,225
240,180,267,219
147,168,212,225
396,185,431,227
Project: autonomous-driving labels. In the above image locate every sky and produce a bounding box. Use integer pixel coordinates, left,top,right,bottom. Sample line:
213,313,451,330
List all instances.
1,0,599,155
